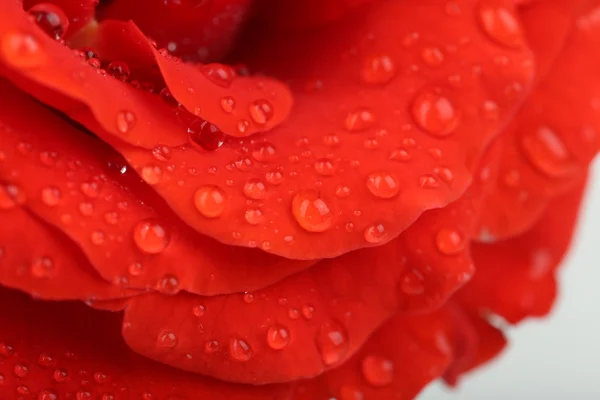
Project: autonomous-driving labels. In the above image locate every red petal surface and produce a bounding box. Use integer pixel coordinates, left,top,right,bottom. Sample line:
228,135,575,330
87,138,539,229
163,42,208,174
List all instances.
96,0,252,62
460,180,587,324
119,150,499,384
0,207,134,301
0,288,291,400
110,0,535,259
476,0,600,240
0,80,312,296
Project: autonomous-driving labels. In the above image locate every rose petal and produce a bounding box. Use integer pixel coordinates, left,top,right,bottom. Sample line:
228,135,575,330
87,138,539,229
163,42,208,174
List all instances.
460,180,587,324
476,0,600,240
23,0,97,38
0,287,291,400
113,0,535,259
0,79,313,296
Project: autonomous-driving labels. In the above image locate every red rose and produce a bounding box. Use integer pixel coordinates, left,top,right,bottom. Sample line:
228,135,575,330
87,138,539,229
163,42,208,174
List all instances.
0,0,598,398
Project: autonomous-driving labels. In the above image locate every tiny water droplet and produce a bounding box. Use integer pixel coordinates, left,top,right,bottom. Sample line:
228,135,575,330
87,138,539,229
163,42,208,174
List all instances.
194,185,226,218
157,274,180,295
116,110,136,134
0,183,24,209
157,330,178,348
292,191,334,232
106,61,131,81
244,208,265,225
41,186,61,206
316,320,349,365
248,99,274,125
133,220,170,254
389,148,411,162
421,46,444,67
53,368,68,383
265,170,283,185
38,353,54,367
37,388,58,400
31,256,54,279
301,304,315,320
266,325,291,350
400,269,425,295
362,355,394,386
220,96,236,113
364,224,387,244
436,228,465,255
13,363,29,378
141,165,163,185
314,159,335,176
192,304,206,317
204,340,219,354
360,55,397,84
252,142,277,162
243,179,267,200
345,108,376,132
335,185,351,198
478,2,524,49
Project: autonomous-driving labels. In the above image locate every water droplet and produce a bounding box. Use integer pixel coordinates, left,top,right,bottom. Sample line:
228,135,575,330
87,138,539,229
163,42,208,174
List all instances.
188,120,224,151
1,31,45,68
192,304,206,317
229,338,253,361
157,330,178,348
116,110,136,134
37,388,58,400
266,325,291,350
157,274,180,295
520,126,578,178
316,320,349,365
0,342,14,357
339,386,365,400
292,191,334,232
220,96,236,113
38,353,54,367
420,175,439,188
362,355,394,386
389,148,411,162
421,46,444,67
90,230,105,245
345,108,376,132
252,142,277,162
244,208,265,225
314,159,335,176
104,211,119,225
41,186,61,206
435,228,465,255
478,2,524,49
435,167,454,183
366,172,400,199
265,170,283,185
335,185,351,198
31,256,54,279
194,185,226,218
361,55,397,84
204,340,219,353
128,262,143,276
400,269,425,295
39,151,57,166
93,372,108,384
106,61,131,81
411,91,459,137
288,308,300,319
16,386,30,396
364,223,387,244
133,220,170,254
243,179,267,200
13,363,29,378
301,304,315,320
249,99,274,125
76,391,92,400
80,181,99,198
141,165,163,185
53,368,68,383
0,183,24,209
203,63,236,87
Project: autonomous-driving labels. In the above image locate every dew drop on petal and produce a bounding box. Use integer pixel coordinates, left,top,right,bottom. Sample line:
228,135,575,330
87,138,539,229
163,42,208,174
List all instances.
244,208,264,225
478,1,524,49
248,99,274,125
344,108,376,132
366,172,400,199
316,320,349,365
41,186,61,206
13,363,28,378
106,61,131,81
133,220,170,254
220,96,236,113
141,165,163,185
31,256,54,279
314,159,335,176
520,126,579,178
411,91,459,137
157,274,180,295
192,304,206,317
188,120,225,151
421,46,444,67
339,386,365,400
37,388,58,400
400,269,425,295
157,330,178,348
229,338,253,361
1,31,45,68
360,55,397,84
243,179,267,200
53,368,68,383
204,340,219,354
364,223,387,244
38,353,54,367
362,355,394,386
292,191,334,232
435,228,465,255
252,142,277,162
0,183,24,209
194,185,226,218
266,325,291,350
116,110,136,134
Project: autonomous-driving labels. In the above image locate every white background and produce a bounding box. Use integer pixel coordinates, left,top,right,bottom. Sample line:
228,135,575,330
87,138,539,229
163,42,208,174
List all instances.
420,159,600,400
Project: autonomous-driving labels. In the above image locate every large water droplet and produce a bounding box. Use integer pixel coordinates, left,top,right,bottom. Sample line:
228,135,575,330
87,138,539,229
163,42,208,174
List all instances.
366,172,400,199
157,330,178,348
360,55,397,84
411,91,459,137
107,61,131,81
362,355,394,386
266,325,291,350
316,320,349,365
435,228,465,255
1,31,45,68
194,185,226,218
133,220,170,254
188,120,225,151
292,191,334,232
478,1,524,49
13,363,29,378
249,99,274,125
229,338,253,361
520,126,578,178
